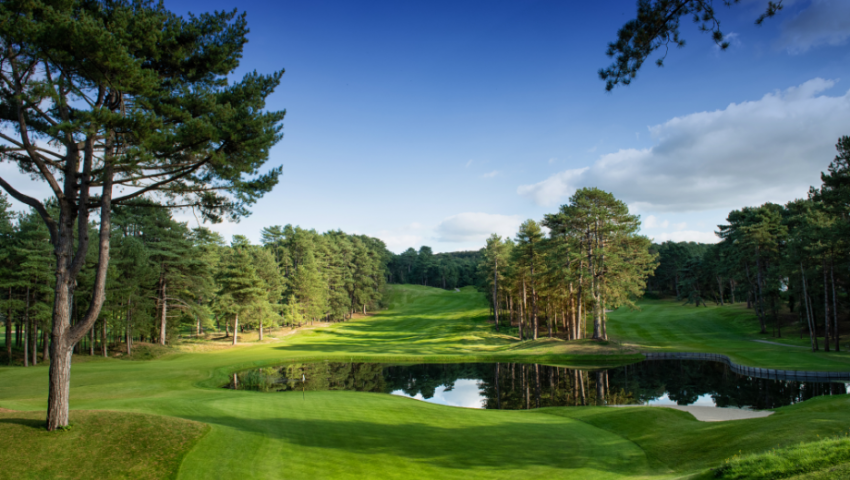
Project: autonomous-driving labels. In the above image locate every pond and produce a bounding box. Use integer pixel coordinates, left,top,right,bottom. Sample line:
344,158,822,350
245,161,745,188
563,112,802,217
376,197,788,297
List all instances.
225,360,849,410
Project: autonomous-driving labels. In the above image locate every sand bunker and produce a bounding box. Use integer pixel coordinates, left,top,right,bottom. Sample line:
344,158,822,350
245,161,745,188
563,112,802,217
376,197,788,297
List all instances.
609,405,774,422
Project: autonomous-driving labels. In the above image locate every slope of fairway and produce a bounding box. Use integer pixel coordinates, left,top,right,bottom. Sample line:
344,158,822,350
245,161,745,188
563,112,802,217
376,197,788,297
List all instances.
0,285,849,479
0,409,207,479
608,300,850,371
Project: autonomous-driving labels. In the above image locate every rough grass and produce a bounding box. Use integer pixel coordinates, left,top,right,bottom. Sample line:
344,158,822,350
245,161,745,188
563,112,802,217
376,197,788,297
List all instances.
0,286,849,479
712,434,850,479
607,299,850,371
0,409,208,480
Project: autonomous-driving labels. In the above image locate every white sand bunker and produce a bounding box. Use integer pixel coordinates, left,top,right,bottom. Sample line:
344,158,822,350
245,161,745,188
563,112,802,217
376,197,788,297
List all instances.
609,405,774,422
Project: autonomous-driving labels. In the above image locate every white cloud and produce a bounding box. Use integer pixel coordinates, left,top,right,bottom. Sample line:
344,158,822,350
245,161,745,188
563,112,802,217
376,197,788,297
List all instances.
516,167,588,206
672,222,687,231
481,170,499,179
652,230,719,244
779,0,850,54
375,233,424,252
372,222,427,252
465,159,474,168
518,78,850,212
435,212,523,243
643,215,669,229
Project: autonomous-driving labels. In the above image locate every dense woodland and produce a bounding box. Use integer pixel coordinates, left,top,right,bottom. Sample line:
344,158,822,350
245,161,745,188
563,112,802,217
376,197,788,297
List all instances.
386,248,482,289
0,199,391,365
648,137,850,352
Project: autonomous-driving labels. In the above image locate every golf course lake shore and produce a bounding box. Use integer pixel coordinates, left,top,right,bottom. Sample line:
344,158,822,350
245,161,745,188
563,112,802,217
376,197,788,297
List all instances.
225,359,850,411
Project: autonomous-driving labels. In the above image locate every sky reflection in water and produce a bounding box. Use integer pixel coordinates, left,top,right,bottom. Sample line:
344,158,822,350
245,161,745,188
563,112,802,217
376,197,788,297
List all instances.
227,360,849,411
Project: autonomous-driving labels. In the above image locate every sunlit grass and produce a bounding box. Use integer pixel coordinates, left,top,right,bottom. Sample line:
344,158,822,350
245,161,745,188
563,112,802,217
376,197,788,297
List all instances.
0,409,207,480
0,286,849,479
608,299,850,371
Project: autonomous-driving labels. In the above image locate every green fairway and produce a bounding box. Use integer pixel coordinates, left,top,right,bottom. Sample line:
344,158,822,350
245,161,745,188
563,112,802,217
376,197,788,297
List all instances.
1,285,849,479
607,299,850,371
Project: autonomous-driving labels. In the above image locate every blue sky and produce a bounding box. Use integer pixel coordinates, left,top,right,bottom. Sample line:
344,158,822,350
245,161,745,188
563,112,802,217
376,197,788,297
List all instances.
5,0,850,252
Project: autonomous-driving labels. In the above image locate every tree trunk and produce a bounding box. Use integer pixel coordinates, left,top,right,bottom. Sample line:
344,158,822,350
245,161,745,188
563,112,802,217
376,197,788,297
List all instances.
31,322,38,366
232,313,239,346
717,277,724,306
496,362,502,410
809,294,820,351
160,279,167,346
28,287,35,365
126,297,132,356
102,316,107,358
569,283,577,340
601,294,608,341
520,278,526,341
493,257,499,332
534,363,541,409
259,318,264,341
5,287,11,365
577,276,584,340
674,274,680,299
730,279,736,304
42,328,49,363
755,255,767,334
801,264,817,351
23,288,29,368
824,265,831,351
596,371,605,405
578,370,586,406
832,261,839,352
531,290,539,340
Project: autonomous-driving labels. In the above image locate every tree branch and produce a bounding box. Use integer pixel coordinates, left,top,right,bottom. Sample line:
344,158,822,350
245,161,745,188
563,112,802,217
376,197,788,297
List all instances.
0,174,58,244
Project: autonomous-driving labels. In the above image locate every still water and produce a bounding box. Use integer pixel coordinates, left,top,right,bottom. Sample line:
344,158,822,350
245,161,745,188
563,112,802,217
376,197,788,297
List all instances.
225,360,849,410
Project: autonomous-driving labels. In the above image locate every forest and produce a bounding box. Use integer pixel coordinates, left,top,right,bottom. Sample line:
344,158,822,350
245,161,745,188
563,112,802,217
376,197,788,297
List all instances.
0,198,390,364
648,136,850,351
386,247,482,290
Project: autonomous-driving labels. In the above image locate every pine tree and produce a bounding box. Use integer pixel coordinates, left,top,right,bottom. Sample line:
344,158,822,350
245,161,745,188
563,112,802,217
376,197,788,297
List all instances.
514,220,545,339
0,193,16,364
0,0,285,429
217,245,265,345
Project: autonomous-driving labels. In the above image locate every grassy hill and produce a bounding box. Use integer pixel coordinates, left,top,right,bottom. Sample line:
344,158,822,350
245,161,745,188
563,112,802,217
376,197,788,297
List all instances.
0,285,848,479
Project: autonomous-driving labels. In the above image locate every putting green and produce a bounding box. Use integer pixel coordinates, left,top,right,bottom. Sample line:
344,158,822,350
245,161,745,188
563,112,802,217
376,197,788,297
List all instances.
0,285,848,479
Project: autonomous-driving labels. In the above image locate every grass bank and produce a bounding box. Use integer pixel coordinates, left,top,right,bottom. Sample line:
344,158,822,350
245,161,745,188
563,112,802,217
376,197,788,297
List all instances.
0,408,207,479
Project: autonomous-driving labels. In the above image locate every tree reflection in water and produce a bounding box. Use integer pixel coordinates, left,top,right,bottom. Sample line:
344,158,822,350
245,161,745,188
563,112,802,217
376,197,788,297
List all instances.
225,360,848,410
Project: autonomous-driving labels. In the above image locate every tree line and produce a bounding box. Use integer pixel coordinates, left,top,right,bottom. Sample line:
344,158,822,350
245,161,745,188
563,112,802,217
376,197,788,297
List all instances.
0,198,390,365
477,187,657,341
647,136,850,352
386,247,482,290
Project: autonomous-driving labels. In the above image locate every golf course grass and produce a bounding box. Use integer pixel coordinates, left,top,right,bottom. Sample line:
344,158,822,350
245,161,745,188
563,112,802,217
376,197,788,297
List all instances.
607,299,850,371
0,285,848,479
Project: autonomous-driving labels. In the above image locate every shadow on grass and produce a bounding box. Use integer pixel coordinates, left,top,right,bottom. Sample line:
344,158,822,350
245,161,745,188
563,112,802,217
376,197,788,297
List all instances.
185,411,663,475
0,417,44,429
